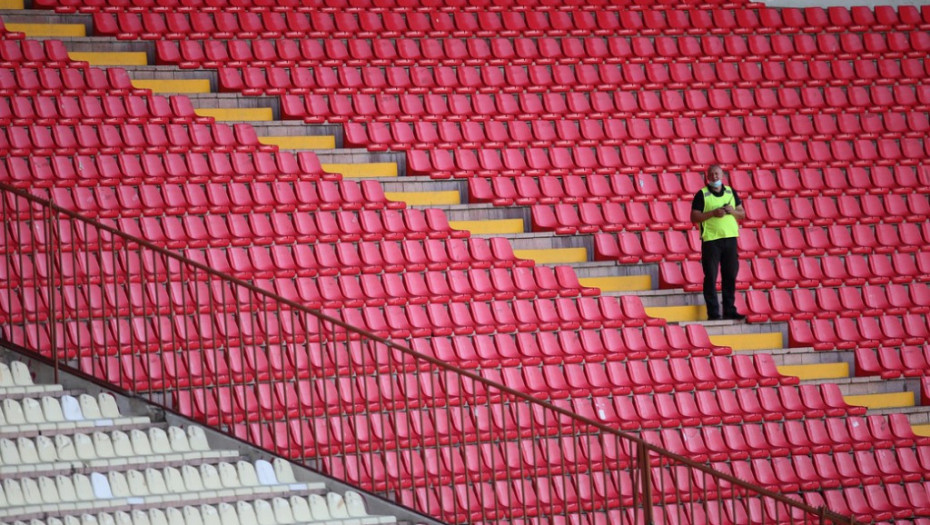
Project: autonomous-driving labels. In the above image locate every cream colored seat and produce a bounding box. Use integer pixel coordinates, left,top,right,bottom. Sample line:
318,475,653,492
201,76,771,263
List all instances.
271,460,295,484
181,506,201,525
236,461,259,487
162,467,183,496
199,464,222,491
180,466,204,492
107,471,130,499
144,468,168,495
167,427,190,453
0,362,13,387
125,470,150,497
251,499,275,525
129,430,152,456
20,477,42,506
41,397,64,423
74,473,95,501
307,494,330,522
0,438,20,465
16,437,39,465
114,510,133,525
148,428,171,455
289,496,312,523
97,394,120,419
78,395,101,420
217,463,240,488
3,399,25,425
21,398,44,424
74,433,97,460
55,434,77,461
270,497,295,524
56,474,78,502
186,427,209,452
61,396,83,421
215,503,239,525
10,362,33,387
110,431,134,458
93,432,116,459
234,502,258,525
163,508,183,525
34,436,57,463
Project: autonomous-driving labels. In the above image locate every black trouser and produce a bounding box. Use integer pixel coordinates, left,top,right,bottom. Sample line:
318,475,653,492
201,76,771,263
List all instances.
701,236,739,318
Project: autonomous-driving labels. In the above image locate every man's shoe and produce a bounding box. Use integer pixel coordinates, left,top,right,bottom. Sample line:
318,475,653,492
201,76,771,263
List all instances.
724,313,746,321
707,314,721,321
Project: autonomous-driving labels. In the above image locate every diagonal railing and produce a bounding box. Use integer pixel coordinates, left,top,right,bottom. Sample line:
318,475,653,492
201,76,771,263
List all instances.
0,182,856,525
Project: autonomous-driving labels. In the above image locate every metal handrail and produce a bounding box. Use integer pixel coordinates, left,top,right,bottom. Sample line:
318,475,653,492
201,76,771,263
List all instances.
0,181,857,525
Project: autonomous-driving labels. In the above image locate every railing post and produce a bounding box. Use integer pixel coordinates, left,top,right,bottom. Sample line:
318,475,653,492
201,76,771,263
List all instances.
638,440,653,525
45,203,59,383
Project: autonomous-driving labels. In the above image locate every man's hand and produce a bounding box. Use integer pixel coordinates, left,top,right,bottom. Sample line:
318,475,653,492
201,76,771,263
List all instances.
713,207,728,218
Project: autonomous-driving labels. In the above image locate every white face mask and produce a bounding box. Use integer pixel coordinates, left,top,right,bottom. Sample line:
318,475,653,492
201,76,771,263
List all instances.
710,180,723,189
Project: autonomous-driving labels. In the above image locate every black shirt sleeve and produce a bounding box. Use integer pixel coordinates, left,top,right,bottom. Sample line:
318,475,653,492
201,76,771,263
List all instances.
691,191,704,212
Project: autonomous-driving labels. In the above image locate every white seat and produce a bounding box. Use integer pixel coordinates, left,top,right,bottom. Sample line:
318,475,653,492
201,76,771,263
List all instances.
91,472,113,499
17,437,39,464
3,399,25,425
0,403,6,425
236,461,259,487
199,464,222,490
41,396,64,423
186,427,209,452
344,492,370,518
130,430,152,456
215,503,239,525
144,468,168,495
74,433,98,460
55,434,78,461
0,438,21,464
164,508,183,525
272,460,295,484
326,492,349,520
114,511,133,525
107,471,130,499
111,431,134,457
34,436,57,462
80,515,98,525
234,502,258,525
252,499,276,525
148,428,171,455
37,518,56,525
129,510,150,525
270,497,295,524
38,476,61,504
63,517,81,525
146,509,168,525
61,395,83,421
198,506,219,525
162,467,183,495
93,432,116,458
78,395,102,420
125,470,151,497
167,427,190,453
97,512,116,525
0,479,12,506
0,362,13,387
180,466,204,492
11,362,33,386
21,398,44,424
218,463,241,488
182,506,202,525
56,475,78,502
98,394,120,419
289,496,312,523
254,460,277,486
20,477,42,505
307,494,330,521
73,473,95,501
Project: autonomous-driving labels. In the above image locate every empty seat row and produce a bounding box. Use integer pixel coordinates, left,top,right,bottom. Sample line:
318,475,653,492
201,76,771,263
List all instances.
789,315,930,350
0,94,214,126
104,12,930,61
7,492,378,525
44,2,930,34
0,122,272,157
0,393,122,428
281,84,930,126
855,345,930,379
531,202,693,236
0,425,211,466
0,150,331,188
744,283,930,323
0,66,141,97
469,172,705,207
210,58,930,103
357,112,930,154
656,252,930,293
743,193,930,228
0,40,70,69
731,165,930,198
46,179,393,220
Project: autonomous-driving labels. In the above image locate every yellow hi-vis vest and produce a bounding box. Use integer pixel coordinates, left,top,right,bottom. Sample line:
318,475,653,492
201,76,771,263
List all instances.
701,186,740,242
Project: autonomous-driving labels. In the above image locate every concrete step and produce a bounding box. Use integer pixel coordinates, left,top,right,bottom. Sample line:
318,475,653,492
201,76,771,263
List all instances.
777,362,850,381
805,375,919,398
5,21,85,36
259,135,336,150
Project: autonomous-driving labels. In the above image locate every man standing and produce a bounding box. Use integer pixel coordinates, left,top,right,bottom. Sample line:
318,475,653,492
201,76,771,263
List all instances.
690,165,746,321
